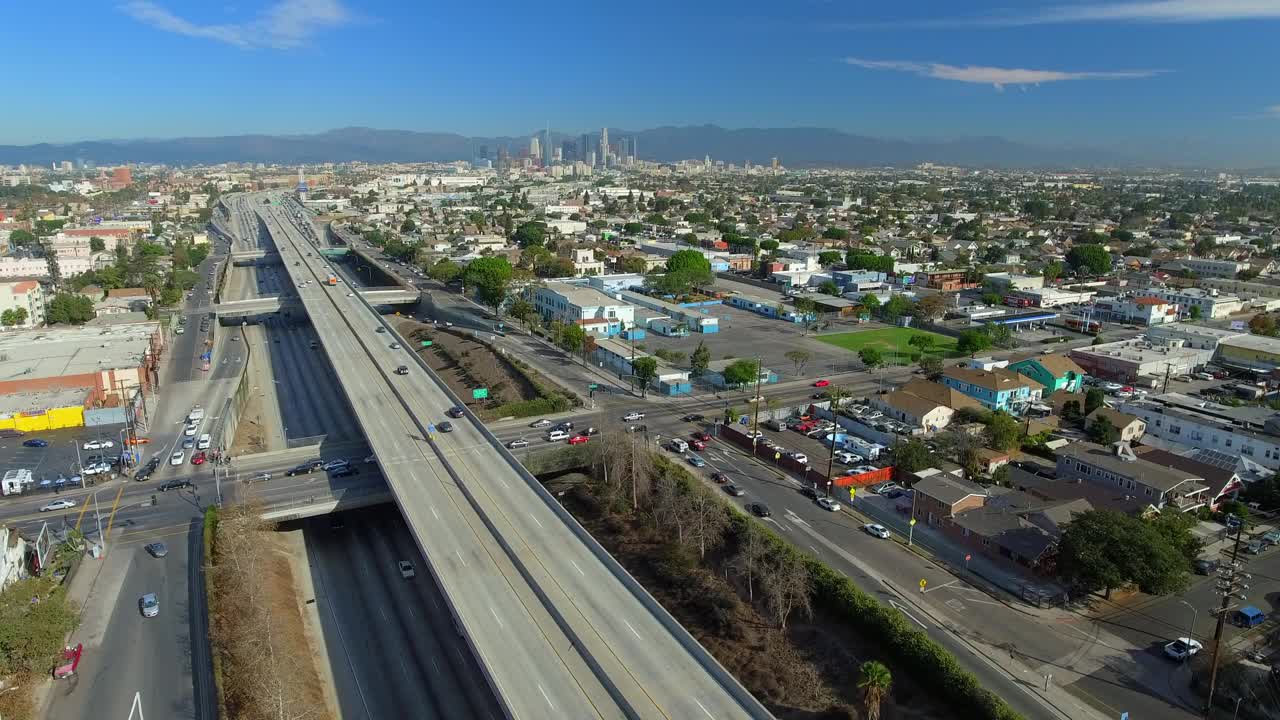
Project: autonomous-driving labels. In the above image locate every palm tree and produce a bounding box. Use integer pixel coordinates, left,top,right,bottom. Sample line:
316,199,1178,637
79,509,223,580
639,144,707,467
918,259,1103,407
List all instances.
857,660,892,720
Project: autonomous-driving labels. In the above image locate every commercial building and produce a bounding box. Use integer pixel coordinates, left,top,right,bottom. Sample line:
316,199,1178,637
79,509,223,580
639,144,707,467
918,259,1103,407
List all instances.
985,272,1044,293
0,254,92,278
1200,277,1280,300
1148,287,1243,319
1070,337,1212,383
1120,393,1280,471
590,337,690,395
1091,295,1178,325
1015,288,1096,308
1172,257,1250,279
0,280,45,328
1056,442,1209,513
1145,323,1242,352
1216,334,1280,372
921,270,978,291
531,282,634,337
725,293,813,323
618,290,720,333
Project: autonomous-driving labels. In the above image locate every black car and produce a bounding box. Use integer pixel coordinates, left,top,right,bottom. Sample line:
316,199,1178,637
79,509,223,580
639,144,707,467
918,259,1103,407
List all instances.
394,365,409,375
553,421,574,432
330,466,360,479
159,479,193,492
446,406,465,418
681,414,705,422
748,503,771,518
286,460,325,476
438,421,455,433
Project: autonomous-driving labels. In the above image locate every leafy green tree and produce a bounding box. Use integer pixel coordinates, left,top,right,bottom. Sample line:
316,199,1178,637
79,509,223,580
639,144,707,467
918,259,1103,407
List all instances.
880,295,914,321
860,293,881,310
690,340,712,376
632,356,658,397
188,244,210,267
511,221,547,247
822,227,850,240
919,355,943,378
858,346,885,369
984,411,1022,452
0,578,79,676
891,438,935,478
400,218,417,233
1058,510,1191,597
858,661,893,720
89,236,106,252
428,258,462,283
0,308,29,326
722,359,760,387
1087,416,1120,445
818,280,840,296
623,222,644,235
46,293,95,325
817,250,843,266
907,333,934,356
792,296,816,317
758,239,780,253
8,228,35,246
1084,388,1105,415
1149,508,1204,566
1250,313,1278,336
159,286,182,306
1042,261,1064,283
1188,305,1202,321
981,291,1004,307
956,329,992,356
463,257,513,313
1023,198,1053,220
1066,244,1113,275
648,249,713,296
508,298,536,329
845,250,893,274
559,324,586,354
619,256,649,274
914,293,947,322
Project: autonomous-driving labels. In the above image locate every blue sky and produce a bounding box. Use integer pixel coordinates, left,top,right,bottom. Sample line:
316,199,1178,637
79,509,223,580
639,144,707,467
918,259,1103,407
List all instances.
4,1,1280,163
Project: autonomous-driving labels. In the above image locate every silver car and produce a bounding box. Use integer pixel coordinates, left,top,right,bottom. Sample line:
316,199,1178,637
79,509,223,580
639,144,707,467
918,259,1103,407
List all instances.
139,593,160,618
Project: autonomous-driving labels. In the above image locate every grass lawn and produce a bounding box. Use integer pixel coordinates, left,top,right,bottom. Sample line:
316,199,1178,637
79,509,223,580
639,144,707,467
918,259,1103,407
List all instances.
816,327,960,365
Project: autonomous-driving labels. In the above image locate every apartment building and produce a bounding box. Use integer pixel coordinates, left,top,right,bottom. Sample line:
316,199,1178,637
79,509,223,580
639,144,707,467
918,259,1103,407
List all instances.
0,280,45,328
1148,287,1243,319
1091,295,1178,326
1121,393,1280,471
1173,257,1250,279
1056,442,1209,513
531,281,634,337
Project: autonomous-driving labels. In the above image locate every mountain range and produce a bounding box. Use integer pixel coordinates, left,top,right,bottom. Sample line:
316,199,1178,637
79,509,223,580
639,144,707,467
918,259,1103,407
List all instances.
0,125,1131,169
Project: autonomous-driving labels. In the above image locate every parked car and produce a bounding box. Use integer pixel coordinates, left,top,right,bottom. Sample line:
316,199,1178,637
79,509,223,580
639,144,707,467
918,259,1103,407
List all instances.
22,438,49,448
1163,638,1203,661
788,452,809,464
816,497,841,512
82,439,114,450
863,523,891,539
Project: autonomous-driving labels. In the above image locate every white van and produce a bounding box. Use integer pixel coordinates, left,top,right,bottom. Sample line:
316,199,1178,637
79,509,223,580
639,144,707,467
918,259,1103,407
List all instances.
188,406,205,423
764,418,787,432
197,434,212,450
546,430,570,442
669,438,689,453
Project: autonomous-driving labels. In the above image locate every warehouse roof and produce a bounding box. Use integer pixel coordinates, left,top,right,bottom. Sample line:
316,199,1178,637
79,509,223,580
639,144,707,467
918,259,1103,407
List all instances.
0,322,160,382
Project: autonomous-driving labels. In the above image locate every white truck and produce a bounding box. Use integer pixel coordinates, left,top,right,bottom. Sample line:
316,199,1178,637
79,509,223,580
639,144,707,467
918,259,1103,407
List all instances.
2,469,34,496
187,406,205,424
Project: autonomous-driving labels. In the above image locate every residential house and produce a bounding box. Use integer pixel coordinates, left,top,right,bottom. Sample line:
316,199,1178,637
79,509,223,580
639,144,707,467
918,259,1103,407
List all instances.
571,248,605,277
911,473,989,527
1055,442,1209,513
0,526,27,591
1007,354,1087,394
940,366,1041,414
1085,407,1147,443
96,287,151,316
870,378,982,432
1131,447,1243,511
946,492,1091,576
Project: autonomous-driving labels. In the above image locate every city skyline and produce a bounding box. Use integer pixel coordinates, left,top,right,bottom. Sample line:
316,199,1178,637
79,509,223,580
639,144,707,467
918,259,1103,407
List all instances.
3,1,1280,164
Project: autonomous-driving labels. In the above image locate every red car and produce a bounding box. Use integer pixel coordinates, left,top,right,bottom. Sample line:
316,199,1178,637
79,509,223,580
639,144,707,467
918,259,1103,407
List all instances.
692,431,711,442
567,435,589,445
690,440,707,451
191,451,206,465
813,379,830,387
711,472,729,484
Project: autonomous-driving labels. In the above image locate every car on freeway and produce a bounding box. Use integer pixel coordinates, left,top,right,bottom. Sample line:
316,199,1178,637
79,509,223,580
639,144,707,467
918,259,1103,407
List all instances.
169,451,185,466
435,421,454,434
567,434,589,445
395,365,409,375
748,503,772,518
816,496,841,512
530,418,552,428
375,326,386,333
711,472,729,484
40,499,76,512
139,593,160,619
554,422,575,432
398,560,416,579
687,456,706,468
446,406,465,418
22,438,49,448
347,292,354,297
507,439,530,449
724,484,745,497
622,411,645,421
191,452,206,465
248,472,272,483
286,460,324,476
863,523,891,539
145,542,168,558
813,379,830,387
690,439,707,450
1163,638,1203,661
182,438,195,449
322,459,349,472
692,431,712,442
82,439,114,450
331,466,360,479
390,342,401,350
681,414,705,422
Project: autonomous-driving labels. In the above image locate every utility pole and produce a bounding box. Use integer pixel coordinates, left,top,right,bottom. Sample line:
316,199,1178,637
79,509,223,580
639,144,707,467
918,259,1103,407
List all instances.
823,386,843,497
749,356,764,451
1205,513,1250,718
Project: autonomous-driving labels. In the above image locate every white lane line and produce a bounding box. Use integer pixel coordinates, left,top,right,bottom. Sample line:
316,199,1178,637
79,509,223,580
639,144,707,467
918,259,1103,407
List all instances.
922,579,959,594
623,619,642,640
529,513,543,529
429,505,440,520
379,606,389,622
489,606,505,629
455,549,468,567
694,698,715,719
569,559,585,576
432,655,441,676
888,599,929,630
537,684,556,710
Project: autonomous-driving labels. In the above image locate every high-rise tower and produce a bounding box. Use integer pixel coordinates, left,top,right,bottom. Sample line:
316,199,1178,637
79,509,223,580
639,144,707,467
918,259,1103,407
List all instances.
600,127,609,168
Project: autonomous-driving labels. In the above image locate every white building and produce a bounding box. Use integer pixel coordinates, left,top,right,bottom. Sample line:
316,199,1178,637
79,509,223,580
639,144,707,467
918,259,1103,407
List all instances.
1148,287,1243,319
571,248,604,277
531,282,634,337
1175,257,1250,279
1122,394,1280,471
1091,295,1178,325
0,526,28,591
985,272,1045,293
0,280,45,328
1070,337,1213,383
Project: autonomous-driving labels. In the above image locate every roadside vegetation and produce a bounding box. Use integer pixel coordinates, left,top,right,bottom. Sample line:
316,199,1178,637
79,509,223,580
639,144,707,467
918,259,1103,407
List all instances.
817,327,960,366
556,427,1021,719
206,504,333,720
0,533,83,719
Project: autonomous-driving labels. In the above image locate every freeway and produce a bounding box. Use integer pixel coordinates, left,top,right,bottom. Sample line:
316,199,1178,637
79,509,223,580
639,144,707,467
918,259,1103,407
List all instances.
251,193,770,719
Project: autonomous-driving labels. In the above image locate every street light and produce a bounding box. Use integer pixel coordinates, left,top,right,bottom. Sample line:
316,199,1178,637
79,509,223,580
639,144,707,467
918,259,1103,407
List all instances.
1178,599,1199,659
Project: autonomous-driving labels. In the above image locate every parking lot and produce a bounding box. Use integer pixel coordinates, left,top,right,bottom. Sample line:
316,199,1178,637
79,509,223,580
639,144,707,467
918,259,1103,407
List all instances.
0,423,134,497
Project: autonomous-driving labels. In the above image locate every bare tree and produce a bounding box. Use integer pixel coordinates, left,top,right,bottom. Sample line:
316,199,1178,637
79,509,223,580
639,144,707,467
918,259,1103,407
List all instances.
732,519,770,603
686,486,731,560
760,550,812,630
784,349,812,376
650,472,688,544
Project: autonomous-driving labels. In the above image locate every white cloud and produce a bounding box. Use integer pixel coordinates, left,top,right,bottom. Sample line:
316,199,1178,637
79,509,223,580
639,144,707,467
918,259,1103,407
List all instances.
120,0,350,49
838,0,1280,29
844,58,1160,90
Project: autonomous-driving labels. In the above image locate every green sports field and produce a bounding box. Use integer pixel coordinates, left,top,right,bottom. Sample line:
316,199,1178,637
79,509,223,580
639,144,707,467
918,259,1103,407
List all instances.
816,327,959,364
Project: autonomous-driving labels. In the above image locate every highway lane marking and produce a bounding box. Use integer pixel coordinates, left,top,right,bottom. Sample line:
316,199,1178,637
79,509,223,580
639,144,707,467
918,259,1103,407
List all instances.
888,599,930,630
489,606,506,629
568,559,585,576
694,698,715,719
455,549,468,567
528,513,543,529
429,505,440,520
623,619,642,641
536,684,556,711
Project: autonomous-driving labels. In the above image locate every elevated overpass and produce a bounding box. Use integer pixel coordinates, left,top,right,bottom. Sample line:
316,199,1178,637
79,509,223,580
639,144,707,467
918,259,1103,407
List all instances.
202,287,418,318
241,193,770,720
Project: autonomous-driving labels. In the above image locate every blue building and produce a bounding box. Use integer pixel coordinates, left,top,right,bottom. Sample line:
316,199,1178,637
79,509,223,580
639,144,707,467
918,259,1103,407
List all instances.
940,365,1041,414
591,337,691,395
703,359,779,389
726,293,814,323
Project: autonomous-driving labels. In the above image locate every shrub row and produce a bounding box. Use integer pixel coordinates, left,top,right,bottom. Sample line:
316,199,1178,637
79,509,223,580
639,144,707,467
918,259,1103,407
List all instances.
202,506,229,718
659,458,1024,720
